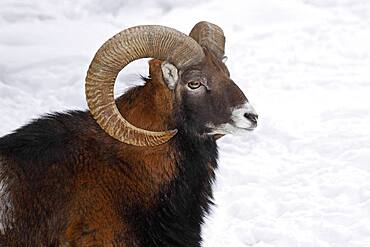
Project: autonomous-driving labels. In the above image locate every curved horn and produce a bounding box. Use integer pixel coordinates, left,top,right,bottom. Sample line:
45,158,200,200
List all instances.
189,21,225,59
86,25,205,146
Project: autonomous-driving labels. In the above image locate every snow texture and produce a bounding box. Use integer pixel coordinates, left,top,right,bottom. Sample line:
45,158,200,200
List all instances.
1,0,370,246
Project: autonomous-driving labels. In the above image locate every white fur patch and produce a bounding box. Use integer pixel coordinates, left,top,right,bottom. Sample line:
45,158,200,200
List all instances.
231,102,257,129
207,102,258,135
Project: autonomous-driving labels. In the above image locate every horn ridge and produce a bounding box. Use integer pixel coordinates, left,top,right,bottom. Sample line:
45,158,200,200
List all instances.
189,21,225,59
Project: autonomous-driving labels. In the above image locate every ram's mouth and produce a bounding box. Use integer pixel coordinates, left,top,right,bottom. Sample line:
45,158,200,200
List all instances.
212,126,256,140
207,122,256,136
239,126,257,131
213,134,225,140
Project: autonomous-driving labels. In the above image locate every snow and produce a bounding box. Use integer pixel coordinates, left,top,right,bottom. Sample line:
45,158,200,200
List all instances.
1,0,370,246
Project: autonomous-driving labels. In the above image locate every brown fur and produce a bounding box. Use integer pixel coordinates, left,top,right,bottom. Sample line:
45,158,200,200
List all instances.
62,60,178,246
0,59,179,246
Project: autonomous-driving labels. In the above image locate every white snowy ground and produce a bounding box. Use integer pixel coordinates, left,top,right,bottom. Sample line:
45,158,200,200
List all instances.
1,0,370,246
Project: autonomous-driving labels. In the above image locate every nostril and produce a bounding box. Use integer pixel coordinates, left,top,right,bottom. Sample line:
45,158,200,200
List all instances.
244,113,258,124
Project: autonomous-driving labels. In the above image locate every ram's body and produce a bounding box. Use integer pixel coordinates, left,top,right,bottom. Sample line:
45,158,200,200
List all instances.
0,60,216,247
0,22,257,247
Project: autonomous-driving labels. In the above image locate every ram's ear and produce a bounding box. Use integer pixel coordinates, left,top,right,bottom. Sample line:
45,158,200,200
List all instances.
161,61,179,90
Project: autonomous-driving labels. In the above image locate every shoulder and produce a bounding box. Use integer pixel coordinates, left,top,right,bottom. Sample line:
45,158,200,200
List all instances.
0,110,93,165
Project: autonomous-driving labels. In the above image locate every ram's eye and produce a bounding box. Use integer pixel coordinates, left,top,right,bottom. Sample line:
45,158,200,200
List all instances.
187,81,201,89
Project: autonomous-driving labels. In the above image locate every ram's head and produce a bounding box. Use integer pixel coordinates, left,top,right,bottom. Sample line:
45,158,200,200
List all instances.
86,22,258,146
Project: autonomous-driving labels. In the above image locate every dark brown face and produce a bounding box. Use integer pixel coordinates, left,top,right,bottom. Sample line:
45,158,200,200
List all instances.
162,49,258,136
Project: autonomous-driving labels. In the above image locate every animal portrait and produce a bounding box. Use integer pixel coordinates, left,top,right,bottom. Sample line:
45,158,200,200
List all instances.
2,0,369,245
0,22,257,246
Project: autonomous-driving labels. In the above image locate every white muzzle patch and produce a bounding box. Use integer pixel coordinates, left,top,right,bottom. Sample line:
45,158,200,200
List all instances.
207,102,258,135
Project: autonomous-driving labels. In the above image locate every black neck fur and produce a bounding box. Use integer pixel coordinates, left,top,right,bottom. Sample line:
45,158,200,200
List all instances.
133,122,219,247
